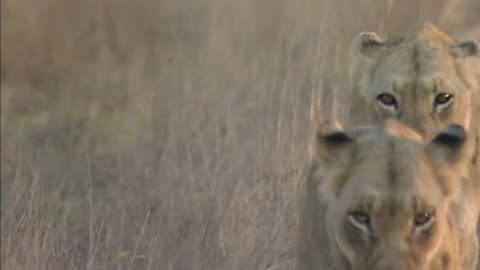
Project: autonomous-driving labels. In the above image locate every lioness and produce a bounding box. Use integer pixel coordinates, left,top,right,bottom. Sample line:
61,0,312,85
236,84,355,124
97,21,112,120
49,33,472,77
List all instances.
350,23,478,137
349,23,480,269
297,120,470,270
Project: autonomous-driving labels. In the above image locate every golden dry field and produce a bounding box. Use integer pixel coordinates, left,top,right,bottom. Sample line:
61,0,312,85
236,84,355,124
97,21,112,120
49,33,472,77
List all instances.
1,0,479,269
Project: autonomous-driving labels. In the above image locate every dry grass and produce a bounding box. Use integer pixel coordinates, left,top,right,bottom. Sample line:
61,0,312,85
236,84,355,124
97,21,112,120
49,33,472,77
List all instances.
1,0,479,269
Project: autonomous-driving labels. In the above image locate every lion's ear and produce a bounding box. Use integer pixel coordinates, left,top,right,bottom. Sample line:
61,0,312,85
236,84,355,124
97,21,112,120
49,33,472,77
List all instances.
351,32,386,58
426,124,468,198
451,40,478,58
316,120,354,168
349,32,387,95
315,120,355,200
426,124,467,165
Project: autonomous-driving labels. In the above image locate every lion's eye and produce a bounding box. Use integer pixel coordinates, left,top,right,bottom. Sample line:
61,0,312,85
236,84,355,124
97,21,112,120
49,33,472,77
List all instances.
350,211,371,225
434,93,453,105
377,93,397,107
414,212,434,226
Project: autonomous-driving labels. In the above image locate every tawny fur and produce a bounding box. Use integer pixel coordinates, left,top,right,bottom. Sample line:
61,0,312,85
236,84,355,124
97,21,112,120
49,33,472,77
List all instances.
348,23,480,270
297,120,469,270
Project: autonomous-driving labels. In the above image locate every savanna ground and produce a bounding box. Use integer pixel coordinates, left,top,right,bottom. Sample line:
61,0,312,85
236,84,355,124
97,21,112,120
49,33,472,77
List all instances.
1,0,479,269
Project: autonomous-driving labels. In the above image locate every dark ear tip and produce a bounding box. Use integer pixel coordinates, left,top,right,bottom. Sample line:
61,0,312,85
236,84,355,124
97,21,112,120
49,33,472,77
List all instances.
468,41,478,55
452,40,478,57
316,120,346,143
433,124,466,146
320,132,353,145
362,39,384,48
316,120,353,145
358,32,385,48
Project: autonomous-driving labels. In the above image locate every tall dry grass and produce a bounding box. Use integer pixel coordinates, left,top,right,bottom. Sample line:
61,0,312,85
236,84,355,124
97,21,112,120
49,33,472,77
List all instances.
1,0,479,269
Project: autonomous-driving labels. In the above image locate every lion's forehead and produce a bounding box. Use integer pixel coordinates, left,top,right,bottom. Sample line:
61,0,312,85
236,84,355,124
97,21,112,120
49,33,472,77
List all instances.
342,140,444,211
376,45,416,77
375,47,463,93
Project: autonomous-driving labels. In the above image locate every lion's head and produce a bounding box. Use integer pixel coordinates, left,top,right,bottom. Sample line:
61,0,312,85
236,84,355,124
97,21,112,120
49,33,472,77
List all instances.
349,23,478,137
312,120,468,270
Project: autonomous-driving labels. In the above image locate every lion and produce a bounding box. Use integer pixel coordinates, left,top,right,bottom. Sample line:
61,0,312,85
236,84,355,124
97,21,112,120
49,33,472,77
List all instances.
297,120,471,270
348,23,480,269
349,23,479,137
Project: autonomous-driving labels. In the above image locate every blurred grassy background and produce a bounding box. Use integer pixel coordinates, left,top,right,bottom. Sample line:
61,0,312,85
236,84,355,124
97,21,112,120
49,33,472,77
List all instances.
1,0,479,269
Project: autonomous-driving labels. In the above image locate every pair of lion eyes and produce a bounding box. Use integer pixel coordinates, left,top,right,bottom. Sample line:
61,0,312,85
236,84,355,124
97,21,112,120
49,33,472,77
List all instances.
376,93,453,107
349,211,434,226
